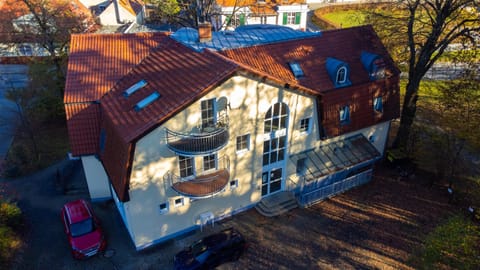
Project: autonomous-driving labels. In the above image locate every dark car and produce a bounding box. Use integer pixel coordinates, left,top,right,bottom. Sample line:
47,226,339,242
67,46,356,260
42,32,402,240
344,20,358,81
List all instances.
61,199,106,259
174,228,247,269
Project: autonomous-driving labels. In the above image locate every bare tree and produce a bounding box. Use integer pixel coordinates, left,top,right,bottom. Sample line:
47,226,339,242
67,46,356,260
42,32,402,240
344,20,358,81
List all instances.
368,1,480,149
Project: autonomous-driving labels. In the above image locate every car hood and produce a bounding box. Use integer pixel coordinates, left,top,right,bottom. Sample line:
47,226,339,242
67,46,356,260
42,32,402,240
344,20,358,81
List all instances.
70,229,102,251
174,250,199,269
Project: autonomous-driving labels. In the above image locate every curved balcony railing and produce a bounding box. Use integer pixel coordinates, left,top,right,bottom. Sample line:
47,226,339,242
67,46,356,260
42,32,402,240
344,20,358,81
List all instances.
166,115,229,155
164,155,230,199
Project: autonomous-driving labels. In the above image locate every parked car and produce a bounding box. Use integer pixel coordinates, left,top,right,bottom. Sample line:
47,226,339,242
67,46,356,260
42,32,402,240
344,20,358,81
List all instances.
61,199,106,259
174,228,247,269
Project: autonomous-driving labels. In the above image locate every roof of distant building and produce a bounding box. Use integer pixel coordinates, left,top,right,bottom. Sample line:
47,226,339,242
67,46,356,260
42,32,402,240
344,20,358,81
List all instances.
171,24,320,52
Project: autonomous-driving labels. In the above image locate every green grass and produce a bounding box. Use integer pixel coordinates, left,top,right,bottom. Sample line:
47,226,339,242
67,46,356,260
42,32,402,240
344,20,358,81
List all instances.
321,10,367,28
410,215,480,270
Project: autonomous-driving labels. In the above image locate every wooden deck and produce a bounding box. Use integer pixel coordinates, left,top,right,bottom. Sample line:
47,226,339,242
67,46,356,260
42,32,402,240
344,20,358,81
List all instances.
171,169,230,198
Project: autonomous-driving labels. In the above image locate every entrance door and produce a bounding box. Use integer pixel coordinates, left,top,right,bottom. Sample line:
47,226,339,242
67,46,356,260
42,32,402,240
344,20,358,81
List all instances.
261,168,283,196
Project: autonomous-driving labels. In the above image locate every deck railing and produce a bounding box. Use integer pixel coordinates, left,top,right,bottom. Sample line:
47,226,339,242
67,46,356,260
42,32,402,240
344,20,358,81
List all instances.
166,115,229,155
164,155,230,198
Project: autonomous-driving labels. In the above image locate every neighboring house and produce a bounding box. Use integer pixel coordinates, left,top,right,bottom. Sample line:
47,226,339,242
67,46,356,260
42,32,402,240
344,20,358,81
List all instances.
78,0,145,25
64,24,400,250
213,0,309,31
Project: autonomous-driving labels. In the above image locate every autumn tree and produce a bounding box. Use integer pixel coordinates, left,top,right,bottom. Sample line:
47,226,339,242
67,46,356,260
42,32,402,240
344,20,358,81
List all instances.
0,0,94,93
367,1,480,149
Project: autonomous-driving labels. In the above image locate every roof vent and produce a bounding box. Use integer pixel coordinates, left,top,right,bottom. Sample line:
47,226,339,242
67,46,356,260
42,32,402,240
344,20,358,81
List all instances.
123,80,147,97
134,92,161,111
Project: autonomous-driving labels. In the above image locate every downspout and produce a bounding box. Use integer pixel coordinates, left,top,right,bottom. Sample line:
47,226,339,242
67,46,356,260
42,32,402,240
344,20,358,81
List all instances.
113,0,123,24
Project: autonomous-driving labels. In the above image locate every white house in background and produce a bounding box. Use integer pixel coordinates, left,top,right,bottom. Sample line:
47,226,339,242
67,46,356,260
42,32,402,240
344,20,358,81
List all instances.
64,25,400,250
213,0,309,31
78,0,145,25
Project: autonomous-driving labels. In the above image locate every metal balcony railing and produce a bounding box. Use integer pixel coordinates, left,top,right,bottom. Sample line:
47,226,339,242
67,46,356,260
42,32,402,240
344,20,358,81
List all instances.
164,155,231,198
165,115,229,155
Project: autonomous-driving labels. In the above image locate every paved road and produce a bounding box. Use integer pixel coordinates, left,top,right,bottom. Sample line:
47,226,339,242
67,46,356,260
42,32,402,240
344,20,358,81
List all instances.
0,64,27,164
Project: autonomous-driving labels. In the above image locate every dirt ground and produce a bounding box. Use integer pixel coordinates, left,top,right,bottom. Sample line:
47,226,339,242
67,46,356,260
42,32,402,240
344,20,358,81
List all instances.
2,159,456,270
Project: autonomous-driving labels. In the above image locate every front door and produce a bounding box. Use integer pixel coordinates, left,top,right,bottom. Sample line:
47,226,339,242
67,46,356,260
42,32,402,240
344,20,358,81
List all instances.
261,168,283,196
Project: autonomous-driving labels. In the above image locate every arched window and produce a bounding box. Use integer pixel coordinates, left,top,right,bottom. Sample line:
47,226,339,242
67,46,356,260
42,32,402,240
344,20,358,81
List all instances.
336,66,347,84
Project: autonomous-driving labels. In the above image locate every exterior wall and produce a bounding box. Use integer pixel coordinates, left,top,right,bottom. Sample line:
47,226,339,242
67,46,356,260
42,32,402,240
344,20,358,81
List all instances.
98,4,136,25
124,74,318,249
81,155,112,201
276,4,309,30
215,4,308,31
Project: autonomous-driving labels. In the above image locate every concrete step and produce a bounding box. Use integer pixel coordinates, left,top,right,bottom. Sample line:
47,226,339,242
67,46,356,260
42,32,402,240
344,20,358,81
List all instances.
255,191,298,217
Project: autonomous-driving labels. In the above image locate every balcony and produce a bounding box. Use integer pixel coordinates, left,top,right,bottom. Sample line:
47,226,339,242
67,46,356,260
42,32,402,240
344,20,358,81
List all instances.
166,116,229,155
164,155,230,198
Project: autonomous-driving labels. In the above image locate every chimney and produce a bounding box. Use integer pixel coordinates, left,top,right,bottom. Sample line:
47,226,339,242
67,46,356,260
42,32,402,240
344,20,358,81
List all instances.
198,22,212,42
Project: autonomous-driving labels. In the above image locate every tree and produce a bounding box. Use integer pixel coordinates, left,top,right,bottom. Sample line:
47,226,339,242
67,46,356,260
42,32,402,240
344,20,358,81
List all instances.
0,0,95,94
367,1,480,149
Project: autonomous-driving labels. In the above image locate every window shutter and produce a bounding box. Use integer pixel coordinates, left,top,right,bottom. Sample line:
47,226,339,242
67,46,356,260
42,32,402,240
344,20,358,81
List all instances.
282,13,287,25
240,13,245,25
295,12,301,25
226,15,231,26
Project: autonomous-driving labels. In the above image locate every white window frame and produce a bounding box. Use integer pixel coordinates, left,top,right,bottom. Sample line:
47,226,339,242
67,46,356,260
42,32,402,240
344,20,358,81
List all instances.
340,105,350,124
336,66,347,84
299,117,311,134
179,155,195,179
174,198,184,208
286,12,296,25
236,134,250,153
159,202,169,214
230,179,239,190
203,154,217,172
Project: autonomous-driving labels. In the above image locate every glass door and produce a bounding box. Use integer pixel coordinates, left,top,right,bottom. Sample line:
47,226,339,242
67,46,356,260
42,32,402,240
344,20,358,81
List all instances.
261,168,283,196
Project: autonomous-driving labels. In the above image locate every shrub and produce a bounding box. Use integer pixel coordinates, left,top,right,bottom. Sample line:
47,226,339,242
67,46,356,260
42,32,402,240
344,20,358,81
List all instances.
0,225,22,268
0,202,23,228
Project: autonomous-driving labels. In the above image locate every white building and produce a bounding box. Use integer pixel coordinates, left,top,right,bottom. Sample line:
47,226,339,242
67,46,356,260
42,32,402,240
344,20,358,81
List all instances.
65,25,400,250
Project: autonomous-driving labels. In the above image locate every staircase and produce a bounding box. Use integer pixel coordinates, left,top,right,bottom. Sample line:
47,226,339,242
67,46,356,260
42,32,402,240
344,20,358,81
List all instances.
255,191,299,217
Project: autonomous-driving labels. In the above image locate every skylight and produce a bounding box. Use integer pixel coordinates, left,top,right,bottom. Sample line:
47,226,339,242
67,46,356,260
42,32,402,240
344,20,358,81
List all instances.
134,92,161,111
123,80,147,97
288,62,304,78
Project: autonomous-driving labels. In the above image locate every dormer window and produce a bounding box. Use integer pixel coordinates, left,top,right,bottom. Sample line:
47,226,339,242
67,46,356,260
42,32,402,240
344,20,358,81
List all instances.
360,51,386,80
336,66,347,84
289,62,304,78
325,57,351,88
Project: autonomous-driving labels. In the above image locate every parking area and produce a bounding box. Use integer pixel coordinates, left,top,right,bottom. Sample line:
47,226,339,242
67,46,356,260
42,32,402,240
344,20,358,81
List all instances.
3,159,454,270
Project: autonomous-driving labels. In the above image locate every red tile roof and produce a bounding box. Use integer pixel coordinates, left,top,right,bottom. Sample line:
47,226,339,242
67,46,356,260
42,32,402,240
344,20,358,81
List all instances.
220,25,398,94
65,25,399,201
99,38,238,201
65,32,169,155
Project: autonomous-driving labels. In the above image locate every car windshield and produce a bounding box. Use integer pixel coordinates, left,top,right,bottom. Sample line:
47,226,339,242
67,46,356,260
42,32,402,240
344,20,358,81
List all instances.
191,240,208,256
70,218,94,237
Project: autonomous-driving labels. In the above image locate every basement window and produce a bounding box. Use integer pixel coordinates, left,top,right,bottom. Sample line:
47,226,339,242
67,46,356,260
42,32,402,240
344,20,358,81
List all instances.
174,198,184,208
134,91,161,111
230,179,239,190
159,202,169,214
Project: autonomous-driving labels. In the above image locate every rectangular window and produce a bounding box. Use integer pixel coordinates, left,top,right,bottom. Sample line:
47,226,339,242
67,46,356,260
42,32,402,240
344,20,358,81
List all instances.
236,134,250,152
340,105,350,125
203,154,216,171
159,202,169,214
283,12,296,25
299,118,310,133
174,198,184,207
201,99,215,128
230,179,239,190
179,156,194,178
373,96,383,113
289,62,304,78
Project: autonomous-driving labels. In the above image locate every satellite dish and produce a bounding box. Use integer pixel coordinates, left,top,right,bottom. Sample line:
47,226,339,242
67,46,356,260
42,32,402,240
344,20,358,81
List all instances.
217,97,228,111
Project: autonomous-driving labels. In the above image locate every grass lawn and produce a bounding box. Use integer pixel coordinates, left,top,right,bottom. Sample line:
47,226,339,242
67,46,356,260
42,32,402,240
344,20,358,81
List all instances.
320,10,367,28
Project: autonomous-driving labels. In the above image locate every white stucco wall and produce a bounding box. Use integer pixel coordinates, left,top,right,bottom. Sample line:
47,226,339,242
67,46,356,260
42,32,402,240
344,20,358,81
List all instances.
81,155,112,201
123,74,318,249
98,4,137,25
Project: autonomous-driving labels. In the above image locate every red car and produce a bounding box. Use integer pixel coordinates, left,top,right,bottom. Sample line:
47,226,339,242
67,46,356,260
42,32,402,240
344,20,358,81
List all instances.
61,199,106,259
